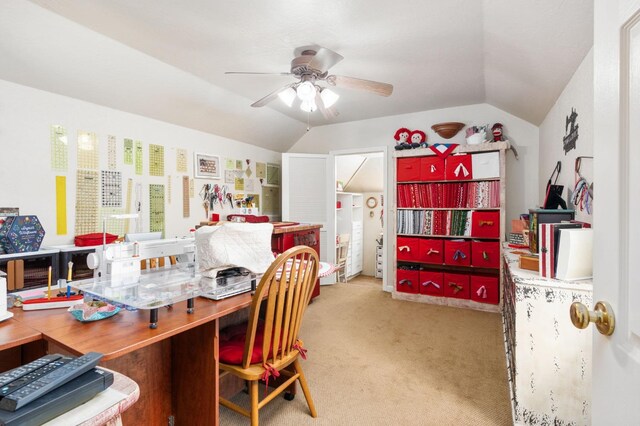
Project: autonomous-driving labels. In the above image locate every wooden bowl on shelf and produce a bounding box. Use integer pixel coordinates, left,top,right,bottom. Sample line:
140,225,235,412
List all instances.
431,122,465,139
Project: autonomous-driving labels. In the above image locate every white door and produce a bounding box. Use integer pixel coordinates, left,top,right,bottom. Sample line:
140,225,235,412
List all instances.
592,1,640,423
281,153,333,284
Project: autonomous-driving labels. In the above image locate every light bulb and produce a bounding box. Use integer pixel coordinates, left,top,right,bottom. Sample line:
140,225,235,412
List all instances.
278,87,296,107
320,88,339,108
296,81,317,102
300,100,317,112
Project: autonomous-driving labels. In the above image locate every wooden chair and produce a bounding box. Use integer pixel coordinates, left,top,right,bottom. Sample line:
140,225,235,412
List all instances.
218,246,319,425
335,233,350,283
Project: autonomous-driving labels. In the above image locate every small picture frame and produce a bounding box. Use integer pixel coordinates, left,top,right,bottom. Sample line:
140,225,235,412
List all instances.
194,153,221,179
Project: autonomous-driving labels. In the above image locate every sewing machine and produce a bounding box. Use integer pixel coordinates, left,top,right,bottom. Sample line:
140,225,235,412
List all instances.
86,237,197,286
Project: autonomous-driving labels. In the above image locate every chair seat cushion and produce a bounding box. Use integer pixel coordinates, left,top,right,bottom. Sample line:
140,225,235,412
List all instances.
219,320,269,365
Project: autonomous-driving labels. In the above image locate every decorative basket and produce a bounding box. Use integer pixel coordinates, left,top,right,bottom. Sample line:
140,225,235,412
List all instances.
68,301,120,322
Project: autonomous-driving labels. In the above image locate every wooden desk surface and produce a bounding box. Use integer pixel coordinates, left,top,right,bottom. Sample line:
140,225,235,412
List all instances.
9,294,253,360
0,318,41,351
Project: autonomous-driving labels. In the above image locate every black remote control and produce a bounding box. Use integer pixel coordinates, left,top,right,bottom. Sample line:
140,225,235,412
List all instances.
0,355,62,389
0,357,72,398
0,352,103,412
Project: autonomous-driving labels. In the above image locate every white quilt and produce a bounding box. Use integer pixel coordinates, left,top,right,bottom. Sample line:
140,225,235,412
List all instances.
196,222,275,277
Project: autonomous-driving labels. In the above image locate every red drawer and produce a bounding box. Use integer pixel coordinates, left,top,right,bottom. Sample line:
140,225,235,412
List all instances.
419,239,443,264
443,273,470,299
444,240,471,266
470,275,500,305
419,271,444,296
445,154,473,181
471,241,501,269
397,158,421,182
471,211,500,238
397,237,421,262
397,269,419,294
420,157,445,181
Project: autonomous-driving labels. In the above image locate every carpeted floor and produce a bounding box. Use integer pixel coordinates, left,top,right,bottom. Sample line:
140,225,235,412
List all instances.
220,275,513,425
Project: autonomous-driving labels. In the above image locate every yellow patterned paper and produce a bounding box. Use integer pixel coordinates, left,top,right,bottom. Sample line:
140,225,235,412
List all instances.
55,176,67,235
77,131,99,170
149,144,164,176
177,149,188,172
124,139,133,165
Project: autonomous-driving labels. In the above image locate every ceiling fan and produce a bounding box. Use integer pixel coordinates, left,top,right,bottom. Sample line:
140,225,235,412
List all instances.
225,47,393,119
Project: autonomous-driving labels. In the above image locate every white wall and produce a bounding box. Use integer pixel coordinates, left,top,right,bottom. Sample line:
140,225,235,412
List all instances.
290,103,539,225
362,192,383,277
539,48,594,224
0,79,281,247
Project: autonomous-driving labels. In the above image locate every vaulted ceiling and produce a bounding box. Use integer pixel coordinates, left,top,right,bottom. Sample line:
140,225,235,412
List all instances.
0,1,592,152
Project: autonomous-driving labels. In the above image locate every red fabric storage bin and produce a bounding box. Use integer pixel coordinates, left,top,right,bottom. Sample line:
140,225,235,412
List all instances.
75,233,118,247
397,269,419,294
445,154,473,181
444,240,471,266
420,157,445,181
397,158,421,182
470,275,500,305
419,239,444,264
419,271,444,296
471,241,501,269
397,237,421,262
443,273,470,299
471,211,500,238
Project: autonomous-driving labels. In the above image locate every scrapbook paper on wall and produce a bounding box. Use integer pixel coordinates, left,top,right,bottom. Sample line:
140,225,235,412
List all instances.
245,166,252,178
262,186,280,215
248,194,260,209
266,163,280,185
77,131,99,170
149,144,165,176
236,160,243,170
124,139,133,165
75,170,100,235
149,184,165,235
182,176,190,218
224,170,236,184
55,176,67,235
245,179,255,192
107,135,117,170
101,171,122,207
235,177,244,191
255,162,266,179
135,141,143,175
50,125,68,170
176,148,188,172
225,159,235,170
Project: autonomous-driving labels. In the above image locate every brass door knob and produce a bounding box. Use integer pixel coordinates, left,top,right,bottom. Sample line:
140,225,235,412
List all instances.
570,301,615,336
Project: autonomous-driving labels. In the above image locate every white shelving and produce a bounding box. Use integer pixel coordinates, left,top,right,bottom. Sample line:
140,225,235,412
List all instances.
336,192,364,278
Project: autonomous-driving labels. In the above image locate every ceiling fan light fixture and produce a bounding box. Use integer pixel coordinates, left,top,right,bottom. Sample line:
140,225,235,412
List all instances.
300,99,317,112
296,81,316,102
320,88,339,108
278,87,296,107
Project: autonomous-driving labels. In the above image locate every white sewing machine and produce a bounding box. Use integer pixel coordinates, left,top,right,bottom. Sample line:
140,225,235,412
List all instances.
86,238,197,286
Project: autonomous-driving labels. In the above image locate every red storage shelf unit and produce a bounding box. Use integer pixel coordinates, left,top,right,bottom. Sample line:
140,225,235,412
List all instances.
271,225,321,300
393,142,508,312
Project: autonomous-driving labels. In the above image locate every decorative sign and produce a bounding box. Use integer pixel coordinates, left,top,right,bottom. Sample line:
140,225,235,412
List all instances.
194,153,220,179
149,144,165,176
563,108,579,154
50,125,68,170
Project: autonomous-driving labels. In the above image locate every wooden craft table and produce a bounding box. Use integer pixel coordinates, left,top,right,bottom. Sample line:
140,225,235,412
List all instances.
1,293,255,425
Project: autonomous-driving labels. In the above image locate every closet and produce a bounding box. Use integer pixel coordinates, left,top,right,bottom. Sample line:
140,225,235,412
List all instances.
336,192,363,278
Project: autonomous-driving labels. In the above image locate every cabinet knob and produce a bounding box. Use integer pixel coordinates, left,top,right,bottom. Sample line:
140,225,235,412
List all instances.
570,301,615,336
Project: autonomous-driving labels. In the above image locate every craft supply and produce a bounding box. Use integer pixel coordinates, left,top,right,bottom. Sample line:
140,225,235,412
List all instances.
176,148,187,172
47,266,52,300
50,124,68,170
75,170,100,235
55,176,67,235
135,141,143,175
67,261,73,282
101,170,122,207
22,295,84,311
77,131,99,170
182,176,190,218
149,144,165,176
124,178,133,234
123,138,133,164
149,184,165,234
66,285,71,298
107,135,117,170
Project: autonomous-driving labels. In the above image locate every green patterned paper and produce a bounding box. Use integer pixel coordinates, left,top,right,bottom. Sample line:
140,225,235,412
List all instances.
124,139,133,165
135,141,143,175
50,125,68,170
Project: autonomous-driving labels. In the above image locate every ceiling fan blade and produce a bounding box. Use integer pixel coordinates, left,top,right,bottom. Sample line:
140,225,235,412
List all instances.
327,75,393,97
306,47,344,73
251,83,295,107
225,71,292,76
315,92,339,120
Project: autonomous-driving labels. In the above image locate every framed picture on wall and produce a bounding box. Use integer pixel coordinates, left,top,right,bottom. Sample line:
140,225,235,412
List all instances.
194,153,221,179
